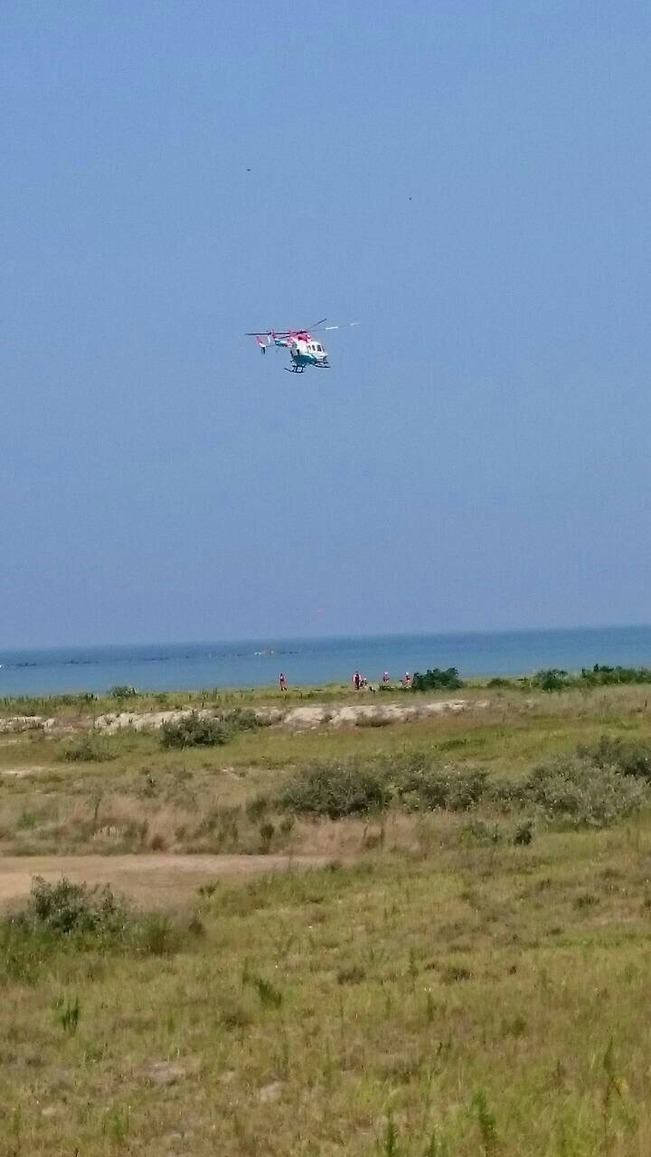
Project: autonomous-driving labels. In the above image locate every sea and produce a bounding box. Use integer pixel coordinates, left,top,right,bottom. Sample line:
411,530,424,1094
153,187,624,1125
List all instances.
1,625,651,698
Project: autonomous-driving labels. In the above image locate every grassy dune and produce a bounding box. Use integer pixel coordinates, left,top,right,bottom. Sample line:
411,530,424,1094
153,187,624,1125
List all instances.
2,682,651,1153
2,682,651,856
3,834,651,1155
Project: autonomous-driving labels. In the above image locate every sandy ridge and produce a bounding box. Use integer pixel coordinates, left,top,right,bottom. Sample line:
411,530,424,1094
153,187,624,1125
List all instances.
0,697,492,737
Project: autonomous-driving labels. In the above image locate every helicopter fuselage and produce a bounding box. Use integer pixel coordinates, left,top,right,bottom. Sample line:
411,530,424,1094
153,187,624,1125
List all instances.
285,335,329,372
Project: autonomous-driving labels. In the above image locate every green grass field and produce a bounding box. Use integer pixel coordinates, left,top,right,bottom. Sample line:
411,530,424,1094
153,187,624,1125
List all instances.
2,682,651,1154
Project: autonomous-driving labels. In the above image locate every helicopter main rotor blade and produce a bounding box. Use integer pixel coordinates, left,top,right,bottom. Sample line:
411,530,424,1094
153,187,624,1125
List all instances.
316,321,360,332
246,331,292,338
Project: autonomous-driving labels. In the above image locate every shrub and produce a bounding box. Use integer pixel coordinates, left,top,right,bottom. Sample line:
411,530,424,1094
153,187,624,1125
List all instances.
108,685,138,700
579,664,651,687
274,748,648,829
13,876,129,938
133,912,182,956
192,804,241,850
578,736,651,782
249,973,283,1009
0,877,198,983
160,712,229,749
513,819,535,845
278,760,390,819
245,794,270,821
516,756,647,827
58,732,117,763
160,707,263,750
531,669,570,691
526,665,651,692
259,821,275,851
459,819,504,846
278,755,490,818
55,993,81,1034
220,707,264,733
411,667,463,692
393,760,489,811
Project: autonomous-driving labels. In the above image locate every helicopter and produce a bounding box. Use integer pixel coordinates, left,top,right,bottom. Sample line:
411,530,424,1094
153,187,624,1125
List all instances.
246,319,358,373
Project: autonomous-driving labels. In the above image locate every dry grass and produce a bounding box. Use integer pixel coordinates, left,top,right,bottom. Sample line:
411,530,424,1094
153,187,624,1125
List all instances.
3,828,651,1154
1,684,651,1152
1,682,651,857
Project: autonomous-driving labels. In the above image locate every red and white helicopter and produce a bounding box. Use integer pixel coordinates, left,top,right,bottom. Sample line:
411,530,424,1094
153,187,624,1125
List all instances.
246,319,358,373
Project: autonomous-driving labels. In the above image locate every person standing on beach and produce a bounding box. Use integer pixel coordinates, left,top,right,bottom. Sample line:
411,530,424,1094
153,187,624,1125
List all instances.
352,671,361,691
279,672,287,692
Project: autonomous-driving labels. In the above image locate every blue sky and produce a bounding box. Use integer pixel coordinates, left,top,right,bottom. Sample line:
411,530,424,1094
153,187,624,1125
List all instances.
2,0,651,647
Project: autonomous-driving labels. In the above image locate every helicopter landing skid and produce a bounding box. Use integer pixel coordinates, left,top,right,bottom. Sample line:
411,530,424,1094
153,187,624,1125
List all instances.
285,365,305,373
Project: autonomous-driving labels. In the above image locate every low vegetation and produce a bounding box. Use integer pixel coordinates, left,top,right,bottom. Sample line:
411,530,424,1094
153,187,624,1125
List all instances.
525,663,651,691
275,738,651,829
410,667,464,692
1,876,201,986
57,730,118,763
3,834,651,1153
160,707,263,750
2,679,651,1152
160,711,230,749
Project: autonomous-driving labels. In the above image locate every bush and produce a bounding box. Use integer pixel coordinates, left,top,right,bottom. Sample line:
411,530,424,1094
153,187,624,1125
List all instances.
10,877,129,940
220,707,263,733
531,669,571,691
0,877,198,983
108,685,138,700
246,794,271,821
160,707,263,750
515,756,647,827
411,668,463,692
277,754,488,818
161,712,229,749
578,736,651,782
527,665,651,692
133,912,183,956
459,818,504,846
58,732,117,763
579,664,651,687
513,819,535,845
278,760,390,819
274,747,649,829
393,758,489,811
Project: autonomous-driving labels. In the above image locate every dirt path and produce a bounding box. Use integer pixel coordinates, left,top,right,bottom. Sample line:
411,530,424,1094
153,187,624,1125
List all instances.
0,853,332,908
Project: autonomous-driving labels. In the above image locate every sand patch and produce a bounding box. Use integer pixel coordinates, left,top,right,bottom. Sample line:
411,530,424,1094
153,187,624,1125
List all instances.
282,698,491,729
0,853,333,908
1,765,49,779
0,715,56,734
